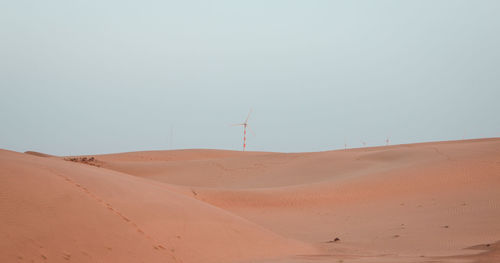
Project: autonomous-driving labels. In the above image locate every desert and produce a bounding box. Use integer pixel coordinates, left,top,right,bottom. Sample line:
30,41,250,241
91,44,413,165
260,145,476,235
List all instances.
1,138,499,263
2,3,499,262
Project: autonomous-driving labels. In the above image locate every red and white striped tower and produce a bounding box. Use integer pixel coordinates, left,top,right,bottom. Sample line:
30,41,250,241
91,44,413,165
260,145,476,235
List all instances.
232,109,252,152
243,123,247,151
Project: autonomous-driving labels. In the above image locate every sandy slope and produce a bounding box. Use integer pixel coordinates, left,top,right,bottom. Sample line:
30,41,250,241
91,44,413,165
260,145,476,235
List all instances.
3,138,500,262
0,150,313,263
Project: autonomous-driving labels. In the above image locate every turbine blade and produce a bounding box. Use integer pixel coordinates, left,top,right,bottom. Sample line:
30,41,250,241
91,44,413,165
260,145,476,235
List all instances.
245,108,253,123
247,126,256,136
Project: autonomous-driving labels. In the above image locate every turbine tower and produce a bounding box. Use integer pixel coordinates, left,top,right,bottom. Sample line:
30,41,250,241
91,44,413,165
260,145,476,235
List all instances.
232,109,253,151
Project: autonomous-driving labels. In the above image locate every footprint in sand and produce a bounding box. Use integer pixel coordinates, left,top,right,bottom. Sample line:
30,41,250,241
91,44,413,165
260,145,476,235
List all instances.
62,252,71,260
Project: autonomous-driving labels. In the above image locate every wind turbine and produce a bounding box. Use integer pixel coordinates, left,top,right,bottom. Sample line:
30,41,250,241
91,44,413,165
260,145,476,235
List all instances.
232,109,253,151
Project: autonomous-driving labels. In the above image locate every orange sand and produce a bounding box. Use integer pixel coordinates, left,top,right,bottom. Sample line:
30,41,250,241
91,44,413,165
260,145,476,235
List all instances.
2,138,500,262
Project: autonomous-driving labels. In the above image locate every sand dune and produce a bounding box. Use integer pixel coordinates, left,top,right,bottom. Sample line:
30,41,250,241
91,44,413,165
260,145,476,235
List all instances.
1,138,500,262
24,151,55,158
0,150,313,263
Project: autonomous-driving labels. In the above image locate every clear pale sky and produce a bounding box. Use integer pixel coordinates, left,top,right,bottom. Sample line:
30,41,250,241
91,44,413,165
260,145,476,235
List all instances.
1,1,499,155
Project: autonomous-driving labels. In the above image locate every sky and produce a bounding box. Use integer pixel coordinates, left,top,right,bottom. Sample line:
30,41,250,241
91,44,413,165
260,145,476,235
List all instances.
1,0,499,155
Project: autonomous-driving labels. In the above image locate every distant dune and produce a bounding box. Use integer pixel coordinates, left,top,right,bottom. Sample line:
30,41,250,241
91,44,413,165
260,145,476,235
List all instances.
24,151,55,158
2,138,500,262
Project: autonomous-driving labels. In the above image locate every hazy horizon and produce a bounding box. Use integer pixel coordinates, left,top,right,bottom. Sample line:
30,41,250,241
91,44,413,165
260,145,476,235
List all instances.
1,1,499,155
